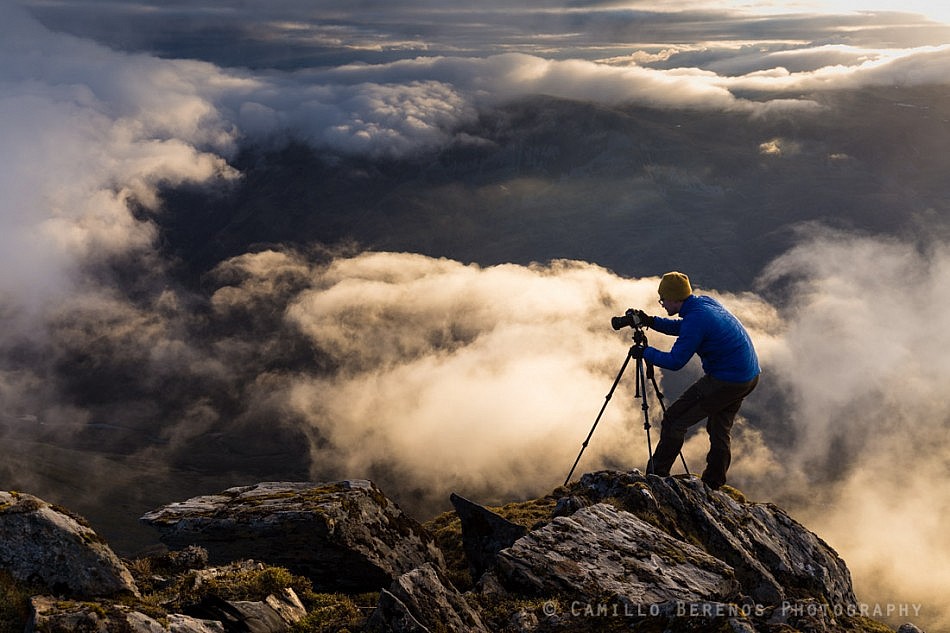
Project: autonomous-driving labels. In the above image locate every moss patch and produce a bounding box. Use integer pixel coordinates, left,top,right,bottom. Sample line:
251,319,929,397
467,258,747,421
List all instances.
0,571,36,633
718,485,747,504
838,615,898,632
290,592,376,633
424,510,470,591
488,497,557,531
423,495,558,592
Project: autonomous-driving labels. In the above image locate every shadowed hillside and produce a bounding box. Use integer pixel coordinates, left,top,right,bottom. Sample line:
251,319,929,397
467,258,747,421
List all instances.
152,86,950,292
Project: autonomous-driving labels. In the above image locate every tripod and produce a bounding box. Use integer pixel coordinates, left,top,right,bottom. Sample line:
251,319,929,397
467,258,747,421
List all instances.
563,326,689,486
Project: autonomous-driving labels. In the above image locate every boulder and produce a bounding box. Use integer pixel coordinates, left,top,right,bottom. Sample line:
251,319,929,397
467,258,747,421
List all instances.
0,491,138,598
491,502,740,606
571,470,858,608
166,615,227,633
365,563,488,633
450,492,527,581
140,480,445,591
28,570,306,633
184,591,306,633
366,594,428,633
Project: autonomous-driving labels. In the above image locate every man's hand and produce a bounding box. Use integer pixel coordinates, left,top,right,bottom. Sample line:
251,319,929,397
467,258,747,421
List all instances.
633,310,654,328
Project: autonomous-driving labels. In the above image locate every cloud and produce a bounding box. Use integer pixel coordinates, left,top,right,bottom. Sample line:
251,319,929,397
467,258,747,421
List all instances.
755,228,950,630
11,1,950,176
0,4,238,314
757,228,948,464
221,43,950,155
20,1,950,67
228,75,478,157
715,44,950,93
198,247,789,512
235,252,658,500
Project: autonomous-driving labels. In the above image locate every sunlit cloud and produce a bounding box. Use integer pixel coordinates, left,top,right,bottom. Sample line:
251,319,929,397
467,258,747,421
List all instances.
755,229,950,630
714,44,950,92
0,11,238,311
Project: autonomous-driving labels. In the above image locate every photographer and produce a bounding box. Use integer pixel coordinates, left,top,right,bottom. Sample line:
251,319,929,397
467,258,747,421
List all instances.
624,272,760,490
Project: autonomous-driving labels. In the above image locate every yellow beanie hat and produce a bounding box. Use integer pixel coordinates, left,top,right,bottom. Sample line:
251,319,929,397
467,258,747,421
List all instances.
658,271,692,301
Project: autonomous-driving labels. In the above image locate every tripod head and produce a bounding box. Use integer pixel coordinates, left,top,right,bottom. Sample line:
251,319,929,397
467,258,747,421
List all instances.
631,325,647,347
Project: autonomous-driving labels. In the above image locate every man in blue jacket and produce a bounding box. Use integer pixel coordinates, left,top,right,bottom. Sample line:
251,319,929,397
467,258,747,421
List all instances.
632,271,760,490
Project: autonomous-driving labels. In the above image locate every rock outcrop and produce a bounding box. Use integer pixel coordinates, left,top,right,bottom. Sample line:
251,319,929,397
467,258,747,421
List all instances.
491,502,741,605
365,562,488,633
448,470,895,632
449,492,527,580
183,589,307,632
140,480,445,592
0,475,929,633
569,470,858,609
0,490,138,598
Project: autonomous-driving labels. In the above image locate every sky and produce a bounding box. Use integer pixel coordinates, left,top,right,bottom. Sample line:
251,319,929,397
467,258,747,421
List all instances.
3,0,950,629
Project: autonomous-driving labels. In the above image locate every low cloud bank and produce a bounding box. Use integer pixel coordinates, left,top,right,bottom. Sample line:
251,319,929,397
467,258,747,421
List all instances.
754,229,950,629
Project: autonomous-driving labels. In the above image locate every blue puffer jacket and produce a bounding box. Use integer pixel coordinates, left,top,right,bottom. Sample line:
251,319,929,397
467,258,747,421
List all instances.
643,295,760,383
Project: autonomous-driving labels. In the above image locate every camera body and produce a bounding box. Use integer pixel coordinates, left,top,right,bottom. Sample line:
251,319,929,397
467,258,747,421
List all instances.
611,308,642,330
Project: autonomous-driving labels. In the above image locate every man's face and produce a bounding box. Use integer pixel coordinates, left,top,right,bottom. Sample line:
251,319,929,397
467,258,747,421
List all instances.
660,297,684,316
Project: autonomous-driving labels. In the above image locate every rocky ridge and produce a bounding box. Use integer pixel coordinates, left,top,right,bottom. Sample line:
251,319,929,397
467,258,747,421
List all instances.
139,480,445,593
0,471,928,632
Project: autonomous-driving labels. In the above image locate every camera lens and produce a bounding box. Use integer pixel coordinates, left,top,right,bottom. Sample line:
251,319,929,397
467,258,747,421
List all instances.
611,314,631,330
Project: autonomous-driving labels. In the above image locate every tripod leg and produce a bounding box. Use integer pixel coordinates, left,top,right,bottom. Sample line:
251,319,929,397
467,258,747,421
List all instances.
636,356,655,473
563,349,634,486
678,452,691,476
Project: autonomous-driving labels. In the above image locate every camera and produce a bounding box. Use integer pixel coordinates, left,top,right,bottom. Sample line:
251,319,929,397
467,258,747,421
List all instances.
611,309,641,330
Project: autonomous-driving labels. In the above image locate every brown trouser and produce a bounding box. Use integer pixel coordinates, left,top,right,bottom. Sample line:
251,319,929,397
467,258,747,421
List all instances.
647,374,758,489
